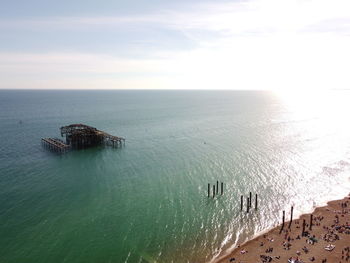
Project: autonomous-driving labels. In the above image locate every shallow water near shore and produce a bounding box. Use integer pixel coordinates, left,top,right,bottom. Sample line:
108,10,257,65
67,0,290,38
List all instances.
0,90,350,263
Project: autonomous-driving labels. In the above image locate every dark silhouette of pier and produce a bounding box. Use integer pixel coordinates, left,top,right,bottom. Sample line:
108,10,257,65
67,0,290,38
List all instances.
42,124,125,152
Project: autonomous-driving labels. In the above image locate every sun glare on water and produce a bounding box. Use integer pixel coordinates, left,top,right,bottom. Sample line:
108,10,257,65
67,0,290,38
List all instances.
273,89,350,139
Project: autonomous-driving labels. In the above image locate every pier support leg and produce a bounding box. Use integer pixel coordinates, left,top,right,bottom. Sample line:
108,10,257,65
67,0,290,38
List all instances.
280,210,285,234
309,214,313,231
289,206,294,229
255,194,258,210
249,192,252,208
302,219,306,236
247,197,250,213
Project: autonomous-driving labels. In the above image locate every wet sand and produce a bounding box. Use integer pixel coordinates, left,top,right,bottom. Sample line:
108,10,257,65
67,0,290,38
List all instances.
216,194,350,263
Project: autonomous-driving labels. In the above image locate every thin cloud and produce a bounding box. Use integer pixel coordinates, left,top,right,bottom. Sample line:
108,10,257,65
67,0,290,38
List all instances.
0,52,166,74
1,0,350,36
1,0,350,90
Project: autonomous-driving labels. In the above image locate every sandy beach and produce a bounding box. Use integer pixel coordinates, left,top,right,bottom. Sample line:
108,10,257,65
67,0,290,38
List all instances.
217,194,350,263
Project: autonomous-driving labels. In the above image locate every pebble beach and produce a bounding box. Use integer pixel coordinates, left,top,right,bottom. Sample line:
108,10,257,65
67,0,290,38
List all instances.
217,195,350,263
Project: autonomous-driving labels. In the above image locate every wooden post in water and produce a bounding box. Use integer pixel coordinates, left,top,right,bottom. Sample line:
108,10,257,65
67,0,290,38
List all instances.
249,192,252,208
302,219,306,236
213,185,215,198
208,184,210,198
309,214,313,231
255,194,258,210
221,182,223,195
216,181,219,195
279,210,285,234
289,206,294,229
240,195,243,211
247,197,250,213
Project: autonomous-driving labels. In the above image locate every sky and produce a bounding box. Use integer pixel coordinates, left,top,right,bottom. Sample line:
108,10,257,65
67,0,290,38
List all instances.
1,0,350,90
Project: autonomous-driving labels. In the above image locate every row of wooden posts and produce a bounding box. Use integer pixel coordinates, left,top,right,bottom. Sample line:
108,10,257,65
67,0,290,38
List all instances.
240,192,258,212
207,185,259,212
207,181,224,198
206,186,313,236
279,206,313,235
279,206,294,234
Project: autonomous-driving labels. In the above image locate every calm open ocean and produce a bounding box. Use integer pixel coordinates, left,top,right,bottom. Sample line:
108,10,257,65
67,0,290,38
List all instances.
0,90,350,263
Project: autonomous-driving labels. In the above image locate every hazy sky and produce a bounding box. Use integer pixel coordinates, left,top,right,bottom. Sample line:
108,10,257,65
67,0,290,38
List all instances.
1,0,350,90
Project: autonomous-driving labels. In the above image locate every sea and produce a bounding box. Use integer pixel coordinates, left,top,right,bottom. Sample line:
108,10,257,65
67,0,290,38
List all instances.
0,90,349,263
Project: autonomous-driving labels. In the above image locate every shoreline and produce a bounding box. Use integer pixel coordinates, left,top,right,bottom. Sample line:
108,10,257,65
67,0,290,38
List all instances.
215,194,350,263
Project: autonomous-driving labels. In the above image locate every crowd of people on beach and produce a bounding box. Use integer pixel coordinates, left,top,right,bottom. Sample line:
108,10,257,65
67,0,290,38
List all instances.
225,197,350,263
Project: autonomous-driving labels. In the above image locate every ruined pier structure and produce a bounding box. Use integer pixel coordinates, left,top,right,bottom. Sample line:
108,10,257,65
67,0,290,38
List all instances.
42,124,125,152
41,138,70,153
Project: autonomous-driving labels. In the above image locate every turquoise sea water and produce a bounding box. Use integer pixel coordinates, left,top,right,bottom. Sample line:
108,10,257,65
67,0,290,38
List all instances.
0,90,350,263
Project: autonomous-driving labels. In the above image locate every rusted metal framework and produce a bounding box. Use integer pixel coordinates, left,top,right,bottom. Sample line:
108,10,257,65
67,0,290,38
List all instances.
60,124,102,149
42,124,125,152
41,138,70,153
60,124,125,149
